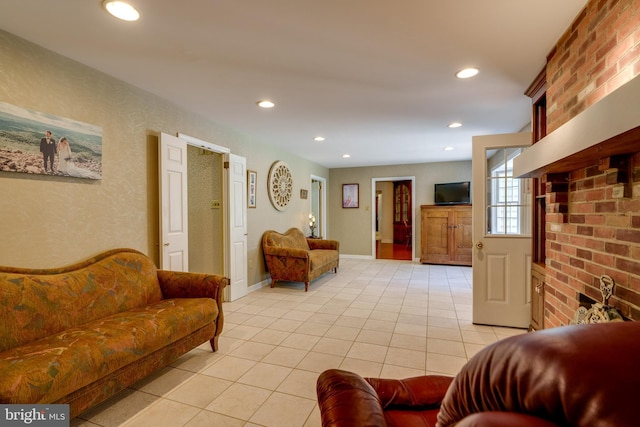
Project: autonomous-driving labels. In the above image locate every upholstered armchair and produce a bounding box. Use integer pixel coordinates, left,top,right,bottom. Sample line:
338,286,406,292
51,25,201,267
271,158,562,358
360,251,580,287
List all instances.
317,321,639,427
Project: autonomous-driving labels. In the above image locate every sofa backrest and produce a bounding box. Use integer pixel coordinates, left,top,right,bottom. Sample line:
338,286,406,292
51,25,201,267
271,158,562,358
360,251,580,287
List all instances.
0,248,163,353
263,228,310,251
436,321,640,427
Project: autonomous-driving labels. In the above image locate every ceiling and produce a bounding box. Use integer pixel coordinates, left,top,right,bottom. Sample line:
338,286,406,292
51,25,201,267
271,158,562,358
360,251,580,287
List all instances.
0,0,587,168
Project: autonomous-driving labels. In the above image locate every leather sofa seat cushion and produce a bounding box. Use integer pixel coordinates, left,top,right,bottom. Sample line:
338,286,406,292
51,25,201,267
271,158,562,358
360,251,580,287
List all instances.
0,297,217,404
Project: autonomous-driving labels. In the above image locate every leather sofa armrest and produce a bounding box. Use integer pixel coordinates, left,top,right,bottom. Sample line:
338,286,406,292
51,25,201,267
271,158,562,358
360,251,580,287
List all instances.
307,238,339,251
366,375,453,409
263,246,309,259
452,412,562,427
317,369,388,427
157,270,229,302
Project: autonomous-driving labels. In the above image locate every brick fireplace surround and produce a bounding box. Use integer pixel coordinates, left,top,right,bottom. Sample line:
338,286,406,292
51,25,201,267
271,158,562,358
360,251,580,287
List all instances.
534,0,640,328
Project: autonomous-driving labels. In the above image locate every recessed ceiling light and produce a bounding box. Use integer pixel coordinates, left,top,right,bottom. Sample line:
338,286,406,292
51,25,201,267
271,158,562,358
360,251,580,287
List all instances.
342,154,351,158
257,100,275,108
444,146,455,151
456,67,479,79
102,1,140,21
313,136,325,142
448,122,462,128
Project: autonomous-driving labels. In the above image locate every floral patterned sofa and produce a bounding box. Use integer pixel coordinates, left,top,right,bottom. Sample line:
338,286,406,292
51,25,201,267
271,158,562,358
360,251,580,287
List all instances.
263,228,339,291
0,248,228,418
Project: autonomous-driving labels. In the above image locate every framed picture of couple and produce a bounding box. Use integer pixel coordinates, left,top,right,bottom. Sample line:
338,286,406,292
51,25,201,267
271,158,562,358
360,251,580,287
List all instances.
0,101,103,180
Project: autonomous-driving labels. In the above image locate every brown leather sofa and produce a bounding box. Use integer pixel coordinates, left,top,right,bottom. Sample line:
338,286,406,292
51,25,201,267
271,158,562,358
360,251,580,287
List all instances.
317,321,639,427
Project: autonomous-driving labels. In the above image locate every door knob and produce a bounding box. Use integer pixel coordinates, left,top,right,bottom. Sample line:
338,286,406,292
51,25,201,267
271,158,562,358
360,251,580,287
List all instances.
163,243,170,246
475,241,483,249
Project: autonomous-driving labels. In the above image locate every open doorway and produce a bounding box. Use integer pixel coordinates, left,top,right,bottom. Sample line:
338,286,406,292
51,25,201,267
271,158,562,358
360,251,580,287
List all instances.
310,175,327,238
187,146,224,275
159,132,248,302
372,177,415,261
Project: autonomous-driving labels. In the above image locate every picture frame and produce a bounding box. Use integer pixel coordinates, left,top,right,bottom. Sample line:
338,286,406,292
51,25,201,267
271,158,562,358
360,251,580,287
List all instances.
0,101,103,180
247,170,257,208
342,183,359,208
300,189,308,199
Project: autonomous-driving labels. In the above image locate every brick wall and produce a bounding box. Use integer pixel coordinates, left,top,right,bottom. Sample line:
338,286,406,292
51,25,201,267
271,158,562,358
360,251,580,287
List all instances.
546,0,640,134
543,0,640,327
544,157,640,327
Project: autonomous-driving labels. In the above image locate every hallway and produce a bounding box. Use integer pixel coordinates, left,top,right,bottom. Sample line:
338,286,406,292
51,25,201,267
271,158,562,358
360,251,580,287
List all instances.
376,241,412,261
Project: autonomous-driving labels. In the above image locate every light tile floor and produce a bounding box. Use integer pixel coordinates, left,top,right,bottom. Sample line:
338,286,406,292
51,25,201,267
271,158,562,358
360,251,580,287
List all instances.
73,258,526,427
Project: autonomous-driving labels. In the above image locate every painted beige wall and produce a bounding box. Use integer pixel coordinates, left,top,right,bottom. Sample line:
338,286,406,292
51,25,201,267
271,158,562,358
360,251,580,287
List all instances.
187,147,223,275
0,30,328,288
329,161,472,257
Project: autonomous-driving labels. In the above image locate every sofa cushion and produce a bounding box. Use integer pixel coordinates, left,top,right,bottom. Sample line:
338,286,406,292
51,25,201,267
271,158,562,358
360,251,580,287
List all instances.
309,250,339,271
0,250,164,353
0,297,217,405
265,228,310,251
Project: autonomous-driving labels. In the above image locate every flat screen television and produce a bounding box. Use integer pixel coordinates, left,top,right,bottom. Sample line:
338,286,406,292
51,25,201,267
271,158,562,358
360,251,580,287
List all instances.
434,181,471,205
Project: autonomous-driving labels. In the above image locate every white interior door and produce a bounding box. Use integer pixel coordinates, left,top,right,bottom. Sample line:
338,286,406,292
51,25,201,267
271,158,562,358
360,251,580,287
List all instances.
226,153,248,301
158,132,188,271
472,132,532,328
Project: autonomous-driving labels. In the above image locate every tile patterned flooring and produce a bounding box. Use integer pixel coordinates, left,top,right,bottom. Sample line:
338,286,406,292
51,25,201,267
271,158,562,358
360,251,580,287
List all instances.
72,258,526,427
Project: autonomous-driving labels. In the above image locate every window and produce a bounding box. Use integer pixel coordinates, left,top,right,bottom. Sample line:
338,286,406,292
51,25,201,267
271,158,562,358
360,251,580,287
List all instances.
486,148,531,235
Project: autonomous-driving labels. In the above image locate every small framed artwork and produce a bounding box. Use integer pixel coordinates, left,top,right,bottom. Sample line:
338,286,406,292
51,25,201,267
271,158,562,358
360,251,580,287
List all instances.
342,183,359,208
247,170,257,208
300,189,308,199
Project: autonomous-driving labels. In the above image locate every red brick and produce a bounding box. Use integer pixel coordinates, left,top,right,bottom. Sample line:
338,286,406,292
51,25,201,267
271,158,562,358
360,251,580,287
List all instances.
584,261,606,277
585,238,605,251
593,251,615,267
594,226,616,239
577,226,594,236
576,248,593,260
616,258,640,276
595,201,616,212
616,228,640,243
605,242,631,257
585,214,606,225
570,214,586,224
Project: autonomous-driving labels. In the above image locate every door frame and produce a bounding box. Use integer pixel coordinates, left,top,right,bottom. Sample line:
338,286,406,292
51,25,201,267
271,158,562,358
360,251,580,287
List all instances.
371,176,416,260
177,133,238,289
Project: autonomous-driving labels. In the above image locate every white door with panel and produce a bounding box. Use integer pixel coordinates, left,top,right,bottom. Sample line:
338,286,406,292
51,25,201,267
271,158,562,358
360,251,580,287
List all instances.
472,132,532,328
158,132,189,271
226,153,248,301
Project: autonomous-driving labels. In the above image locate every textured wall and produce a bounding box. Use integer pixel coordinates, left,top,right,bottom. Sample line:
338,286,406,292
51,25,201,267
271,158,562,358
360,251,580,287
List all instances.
0,30,328,289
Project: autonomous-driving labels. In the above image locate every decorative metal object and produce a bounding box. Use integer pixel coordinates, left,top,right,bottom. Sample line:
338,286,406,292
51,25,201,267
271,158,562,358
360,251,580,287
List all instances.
572,275,623,324
309,213,317,238
268,161,293,211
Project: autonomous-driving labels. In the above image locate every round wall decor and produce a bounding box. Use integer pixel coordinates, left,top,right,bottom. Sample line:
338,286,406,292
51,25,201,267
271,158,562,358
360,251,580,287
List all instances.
268,160,293,211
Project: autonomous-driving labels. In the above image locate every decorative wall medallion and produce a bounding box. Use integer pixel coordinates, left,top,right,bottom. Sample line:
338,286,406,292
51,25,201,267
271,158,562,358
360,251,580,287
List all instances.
268,161,293,211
